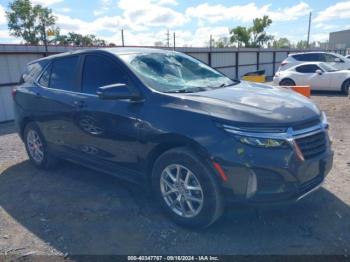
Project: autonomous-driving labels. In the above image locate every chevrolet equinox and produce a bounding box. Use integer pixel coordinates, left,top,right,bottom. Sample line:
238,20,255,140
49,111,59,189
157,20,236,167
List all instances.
13,48,333,228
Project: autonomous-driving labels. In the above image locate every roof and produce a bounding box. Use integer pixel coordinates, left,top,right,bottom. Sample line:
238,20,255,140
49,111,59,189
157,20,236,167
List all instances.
29,47,175,65
289,51,329,56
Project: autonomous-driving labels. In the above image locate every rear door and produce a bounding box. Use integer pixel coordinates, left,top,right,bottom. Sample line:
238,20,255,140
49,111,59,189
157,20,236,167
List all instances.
294,64,330,90
70,53,144,173
35,55,84,154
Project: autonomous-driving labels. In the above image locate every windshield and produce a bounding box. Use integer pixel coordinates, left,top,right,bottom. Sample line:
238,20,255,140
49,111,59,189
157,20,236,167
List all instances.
320,62,339,72
119,52,237,93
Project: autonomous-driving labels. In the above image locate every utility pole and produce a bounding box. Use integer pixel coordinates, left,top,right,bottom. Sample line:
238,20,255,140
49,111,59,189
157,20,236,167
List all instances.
307,12,312,48
43,23,48,57
209,34,213,50
121,29,125,47
173,32,176,50
166,29,170,48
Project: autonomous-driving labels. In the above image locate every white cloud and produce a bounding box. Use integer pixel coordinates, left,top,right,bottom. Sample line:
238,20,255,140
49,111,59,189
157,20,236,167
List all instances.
268,2,311,22
58,7,71,13
118,0,188,28
55,13,143,35
31,0,63,6
314,23,339,31
0,5,6,25
0,29,21,43
310,33,329,42
93,0,112,16
157,0,178,6
186,2,311,24
314,1,350,22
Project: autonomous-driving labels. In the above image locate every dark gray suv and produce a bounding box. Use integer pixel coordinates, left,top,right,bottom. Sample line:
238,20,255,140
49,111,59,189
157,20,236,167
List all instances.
13,48,334,227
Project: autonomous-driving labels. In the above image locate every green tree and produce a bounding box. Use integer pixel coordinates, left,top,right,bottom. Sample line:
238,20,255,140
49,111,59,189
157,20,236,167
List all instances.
273,37,291,48
229,15,273,48
154,41,165,47
214,37,230,48
296,40,308,49
230,26,250,47
6,0,58,44
53,32,108,46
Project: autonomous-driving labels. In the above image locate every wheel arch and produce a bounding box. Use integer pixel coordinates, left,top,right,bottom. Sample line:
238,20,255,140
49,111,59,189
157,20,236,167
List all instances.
19,117,35,140
144,134,217,185
341,78,350,93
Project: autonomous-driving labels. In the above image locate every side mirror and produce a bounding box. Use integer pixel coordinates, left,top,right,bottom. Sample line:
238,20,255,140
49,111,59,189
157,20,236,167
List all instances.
96,83,141,100
316,69,323,75
334,57,343,63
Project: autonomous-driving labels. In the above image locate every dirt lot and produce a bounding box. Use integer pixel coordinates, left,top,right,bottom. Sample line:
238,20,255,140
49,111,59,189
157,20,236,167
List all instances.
0,92,349,258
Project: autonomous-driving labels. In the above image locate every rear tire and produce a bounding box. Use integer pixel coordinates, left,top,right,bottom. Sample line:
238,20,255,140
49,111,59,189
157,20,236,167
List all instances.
152,147,224,228
279,78,296,86
24,122,58,169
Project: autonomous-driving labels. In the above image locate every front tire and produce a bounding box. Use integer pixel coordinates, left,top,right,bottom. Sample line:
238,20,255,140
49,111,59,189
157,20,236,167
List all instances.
152,147,224,228
24,122,58,169
342,79,350,95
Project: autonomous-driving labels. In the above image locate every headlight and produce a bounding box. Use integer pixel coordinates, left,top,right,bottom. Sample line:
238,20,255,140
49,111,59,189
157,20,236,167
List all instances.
236,135,287,148
218,123,288,148
321,111,329,129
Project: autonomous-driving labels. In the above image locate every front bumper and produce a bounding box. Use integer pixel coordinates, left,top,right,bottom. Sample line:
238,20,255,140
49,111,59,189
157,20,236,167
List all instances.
220,149,333,204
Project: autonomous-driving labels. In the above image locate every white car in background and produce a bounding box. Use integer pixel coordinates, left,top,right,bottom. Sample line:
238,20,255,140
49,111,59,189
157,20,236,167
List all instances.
273,62,350,94
278,52,350,71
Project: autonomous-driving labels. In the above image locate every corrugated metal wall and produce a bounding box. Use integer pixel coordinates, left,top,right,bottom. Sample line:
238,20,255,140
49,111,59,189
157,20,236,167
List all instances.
0,44,344,122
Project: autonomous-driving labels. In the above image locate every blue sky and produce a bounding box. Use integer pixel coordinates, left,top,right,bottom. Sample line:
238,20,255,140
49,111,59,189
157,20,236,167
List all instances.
0,0,349,46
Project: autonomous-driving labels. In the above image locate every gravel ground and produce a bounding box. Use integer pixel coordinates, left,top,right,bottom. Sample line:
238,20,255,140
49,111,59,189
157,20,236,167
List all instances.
0,92,349,259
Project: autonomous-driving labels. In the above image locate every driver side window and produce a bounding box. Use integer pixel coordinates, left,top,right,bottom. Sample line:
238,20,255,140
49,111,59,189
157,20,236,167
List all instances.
82,55,128,94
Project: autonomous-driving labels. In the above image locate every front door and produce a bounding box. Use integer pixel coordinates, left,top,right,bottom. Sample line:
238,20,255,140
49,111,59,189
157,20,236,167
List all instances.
71,54,144,173
294,64,331,90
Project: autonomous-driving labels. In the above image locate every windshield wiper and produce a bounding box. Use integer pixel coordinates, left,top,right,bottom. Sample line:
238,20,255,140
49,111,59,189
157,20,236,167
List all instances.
165,86,208,93
214,80,240,89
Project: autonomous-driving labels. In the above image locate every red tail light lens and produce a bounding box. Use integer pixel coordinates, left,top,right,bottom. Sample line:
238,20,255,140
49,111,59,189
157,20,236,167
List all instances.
12,88,17,98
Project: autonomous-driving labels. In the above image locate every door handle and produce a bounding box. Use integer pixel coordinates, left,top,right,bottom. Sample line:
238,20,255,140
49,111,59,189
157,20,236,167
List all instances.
73,100,86,108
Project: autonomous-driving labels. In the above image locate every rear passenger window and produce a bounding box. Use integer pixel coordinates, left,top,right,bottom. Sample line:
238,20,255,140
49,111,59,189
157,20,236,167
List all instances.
82,55,127,94
295,64,320,73
50,56,79,91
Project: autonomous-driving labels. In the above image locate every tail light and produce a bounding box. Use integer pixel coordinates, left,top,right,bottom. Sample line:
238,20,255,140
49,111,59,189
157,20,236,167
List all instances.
12,87,17,98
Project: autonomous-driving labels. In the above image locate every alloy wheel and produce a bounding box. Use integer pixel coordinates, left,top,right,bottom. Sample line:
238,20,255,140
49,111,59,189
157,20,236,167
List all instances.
27,129,44,163
160,164,204,218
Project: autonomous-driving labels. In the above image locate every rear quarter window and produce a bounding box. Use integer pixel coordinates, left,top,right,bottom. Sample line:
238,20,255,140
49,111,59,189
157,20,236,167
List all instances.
21,60,48,84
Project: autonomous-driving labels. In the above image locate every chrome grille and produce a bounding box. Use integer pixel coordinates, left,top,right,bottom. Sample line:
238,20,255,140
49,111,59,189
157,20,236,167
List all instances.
295,131,327,159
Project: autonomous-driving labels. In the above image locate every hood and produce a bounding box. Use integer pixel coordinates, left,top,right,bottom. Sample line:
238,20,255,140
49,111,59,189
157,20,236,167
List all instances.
181,81,321,125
